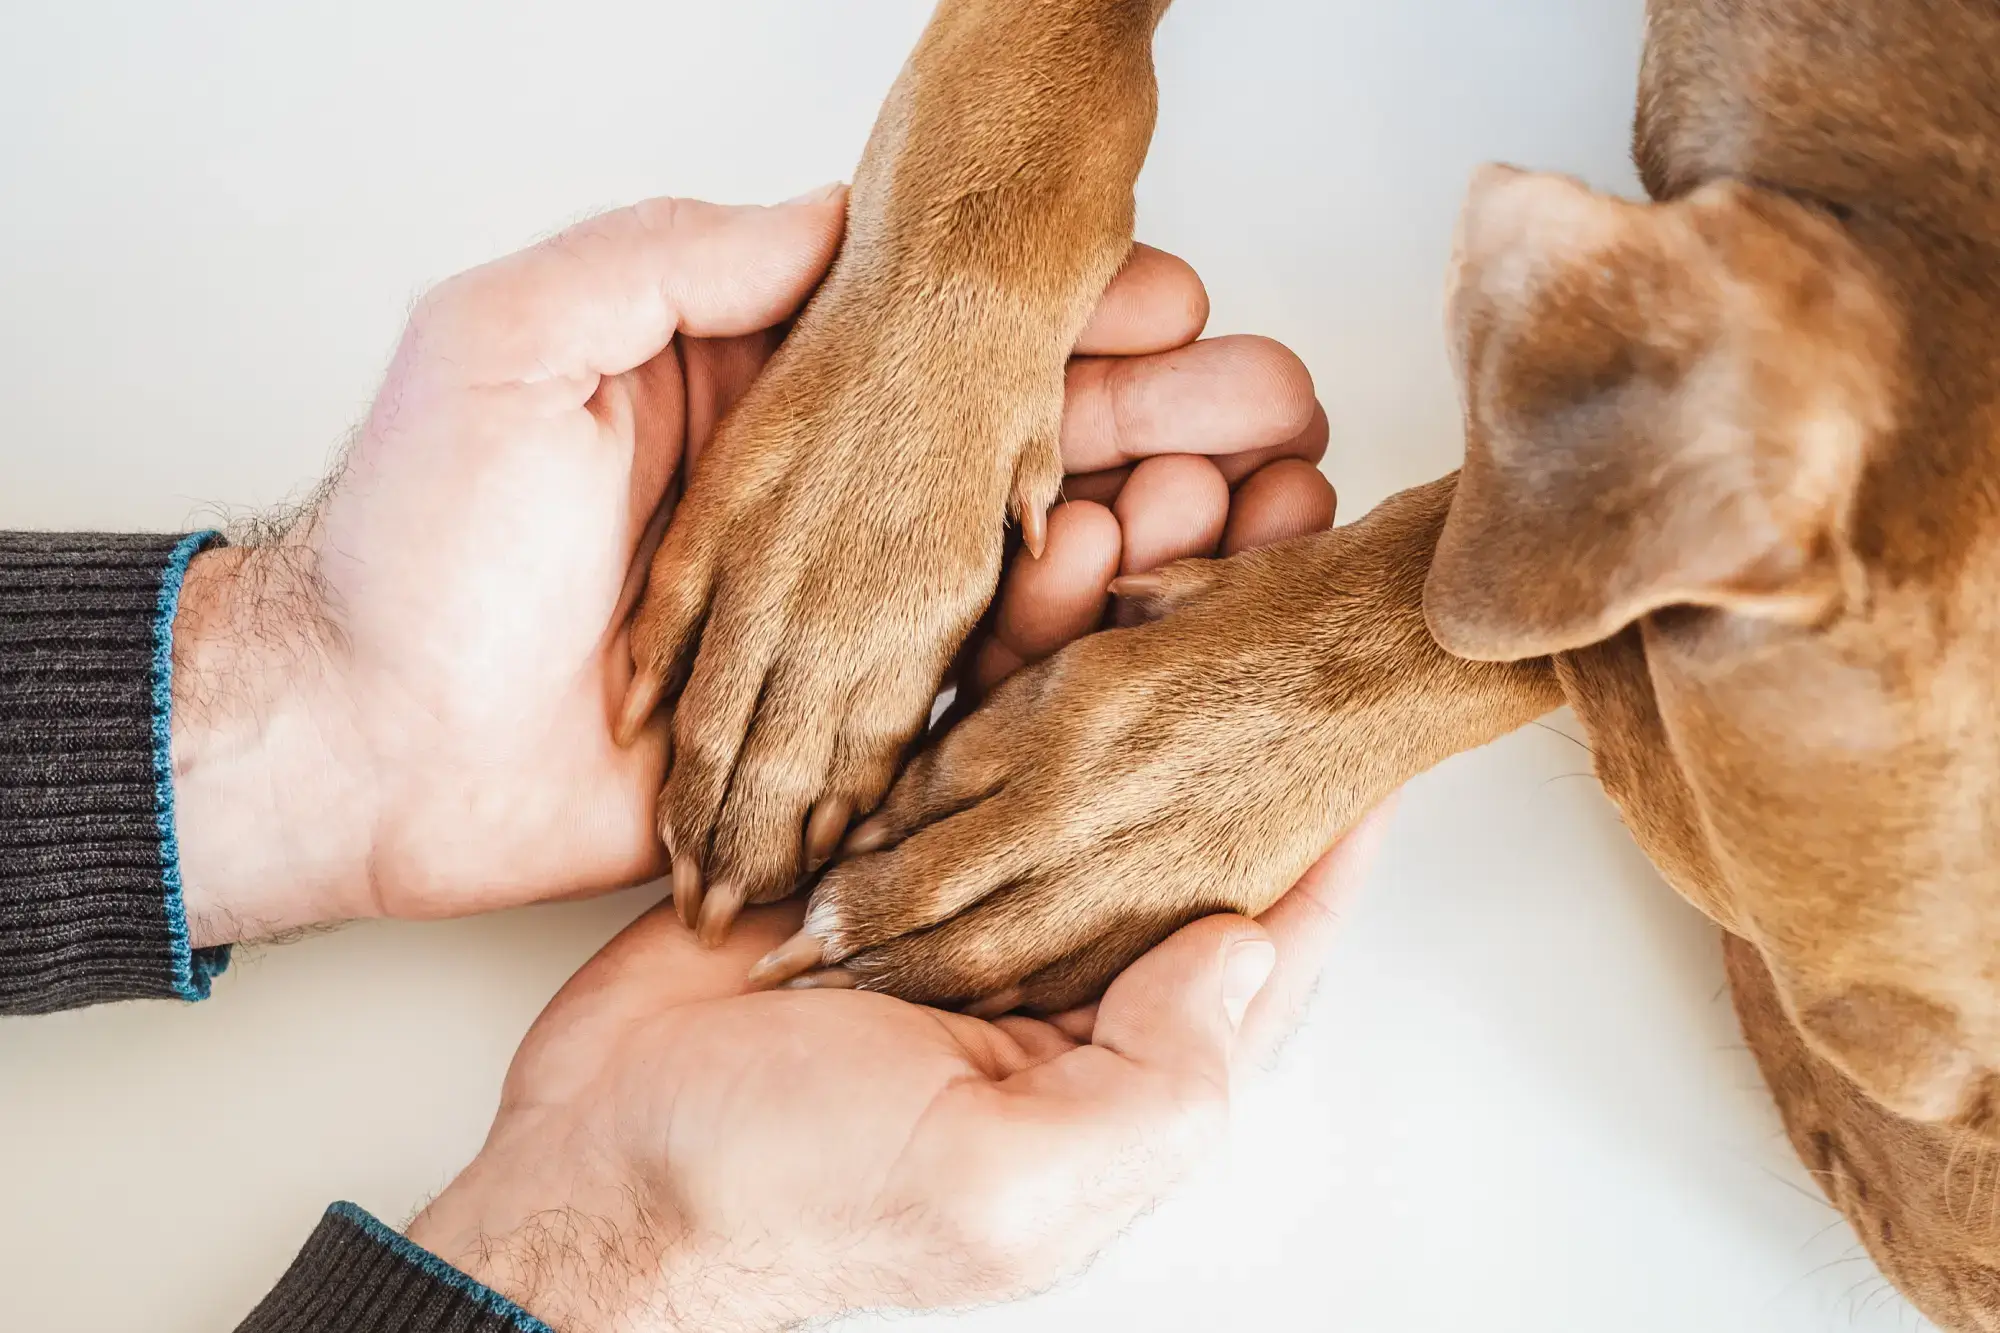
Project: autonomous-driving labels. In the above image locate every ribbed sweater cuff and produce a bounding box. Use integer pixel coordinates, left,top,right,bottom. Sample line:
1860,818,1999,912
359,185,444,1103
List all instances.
239,1204,555,1333
0,530,232,1014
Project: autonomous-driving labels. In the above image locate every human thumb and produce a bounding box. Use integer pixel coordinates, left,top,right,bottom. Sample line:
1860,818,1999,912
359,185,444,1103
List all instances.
411,186,850,387
1091,916,1277,1083
980,917,1275,1280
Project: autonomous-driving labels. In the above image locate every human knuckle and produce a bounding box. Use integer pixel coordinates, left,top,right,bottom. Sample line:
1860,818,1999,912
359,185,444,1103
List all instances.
631,194,693,237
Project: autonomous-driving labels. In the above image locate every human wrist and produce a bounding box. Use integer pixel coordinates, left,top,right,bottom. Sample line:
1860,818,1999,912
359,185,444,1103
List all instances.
406,1163,671,1333
408,1129,837,1333
408,1145,697,1333
169,545,376,946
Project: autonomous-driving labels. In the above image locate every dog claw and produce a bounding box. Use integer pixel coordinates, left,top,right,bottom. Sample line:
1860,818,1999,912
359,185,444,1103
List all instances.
1108,573,1166,600
842,818,893,857
748,930,829,989
783,968,860,991
965,988,1026,1020
1021,501,1049,561
697,880,748,947
672,855,705,931
805,798,852,872
615,671,664,748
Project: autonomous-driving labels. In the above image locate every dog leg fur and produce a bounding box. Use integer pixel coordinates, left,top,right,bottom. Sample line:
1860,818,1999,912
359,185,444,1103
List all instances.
771,474,1562,1011
622,0,1180,938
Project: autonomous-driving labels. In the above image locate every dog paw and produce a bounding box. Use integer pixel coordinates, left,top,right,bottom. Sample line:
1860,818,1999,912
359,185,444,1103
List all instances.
743,543,1367,1014
747,475,1568,1013
619,292,1074,943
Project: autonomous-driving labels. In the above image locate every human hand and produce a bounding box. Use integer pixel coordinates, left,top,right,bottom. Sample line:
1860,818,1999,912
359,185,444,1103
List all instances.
403,439,1369,1330
165,188,1327,947
405,805,1393,1333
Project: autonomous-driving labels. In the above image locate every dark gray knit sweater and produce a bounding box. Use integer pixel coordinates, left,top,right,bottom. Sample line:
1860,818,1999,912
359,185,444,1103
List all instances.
0,532,551,1333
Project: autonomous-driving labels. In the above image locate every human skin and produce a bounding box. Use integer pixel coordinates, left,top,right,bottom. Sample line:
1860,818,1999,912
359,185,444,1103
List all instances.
155,188,1381,1329
165,188,1335,947
391,320,1371,1328
403,808,1393,1332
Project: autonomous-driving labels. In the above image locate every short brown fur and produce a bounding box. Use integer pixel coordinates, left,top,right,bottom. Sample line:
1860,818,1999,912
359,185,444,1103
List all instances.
625,0,2000,1322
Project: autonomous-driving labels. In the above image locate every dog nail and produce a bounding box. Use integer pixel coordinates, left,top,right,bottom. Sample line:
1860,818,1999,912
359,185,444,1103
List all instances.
842,819,892,856
749,930,829,989
697,881,748,947
673,855,704,931
805,799,852,870
615,672,664,748
965,988,1025,1020
1108,573,1166,600
1020,502,1049,561
783,968,860,991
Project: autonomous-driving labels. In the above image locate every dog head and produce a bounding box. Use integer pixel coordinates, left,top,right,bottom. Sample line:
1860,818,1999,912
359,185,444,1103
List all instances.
1430,164,2000,1135
1429,162,2000,1321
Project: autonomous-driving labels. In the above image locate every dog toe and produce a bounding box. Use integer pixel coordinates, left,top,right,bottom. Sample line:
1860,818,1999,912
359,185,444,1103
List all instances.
621,529,713,747
704,666,845,914
835,872,1177,1012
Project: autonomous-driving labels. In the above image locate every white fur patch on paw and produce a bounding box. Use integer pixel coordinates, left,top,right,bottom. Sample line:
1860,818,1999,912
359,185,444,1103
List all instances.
804,897,844,947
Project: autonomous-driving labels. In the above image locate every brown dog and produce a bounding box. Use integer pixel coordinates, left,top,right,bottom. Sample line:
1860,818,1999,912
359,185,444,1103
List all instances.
619,0,2000,1324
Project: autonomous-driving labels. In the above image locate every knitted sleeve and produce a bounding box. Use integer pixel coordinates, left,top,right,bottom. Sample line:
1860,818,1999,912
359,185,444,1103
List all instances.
1,534,554,1331
236,1204,554,1333
0,531,231,1012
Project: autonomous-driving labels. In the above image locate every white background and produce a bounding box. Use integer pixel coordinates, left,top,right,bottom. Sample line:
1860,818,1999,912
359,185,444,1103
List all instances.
0,2,1925,1330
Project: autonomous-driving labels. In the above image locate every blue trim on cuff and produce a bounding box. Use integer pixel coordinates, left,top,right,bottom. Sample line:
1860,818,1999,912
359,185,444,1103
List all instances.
328,1203,557,1333
150,530,231,1001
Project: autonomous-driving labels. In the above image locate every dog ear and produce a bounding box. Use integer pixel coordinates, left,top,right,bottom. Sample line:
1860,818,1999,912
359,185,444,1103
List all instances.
1424,167,1900,662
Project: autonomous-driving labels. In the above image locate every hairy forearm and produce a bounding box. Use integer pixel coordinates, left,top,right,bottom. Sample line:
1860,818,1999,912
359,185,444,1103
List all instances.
171,545,374,945
407,1143,816,1333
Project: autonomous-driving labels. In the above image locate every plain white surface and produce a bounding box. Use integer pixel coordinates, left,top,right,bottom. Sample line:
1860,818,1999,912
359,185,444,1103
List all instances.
0,2,1925,1330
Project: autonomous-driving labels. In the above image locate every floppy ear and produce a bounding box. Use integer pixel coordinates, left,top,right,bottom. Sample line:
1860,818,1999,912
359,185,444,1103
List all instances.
1424,167,1901,662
